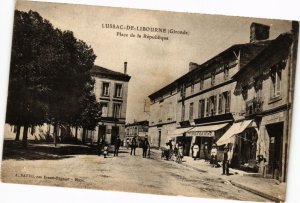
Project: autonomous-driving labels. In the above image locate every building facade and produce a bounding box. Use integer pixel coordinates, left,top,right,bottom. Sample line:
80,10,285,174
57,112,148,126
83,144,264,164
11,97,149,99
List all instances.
148,82,178,148
148,22,298,182
227,23,298,182
125,120,149,147
84,62,131,145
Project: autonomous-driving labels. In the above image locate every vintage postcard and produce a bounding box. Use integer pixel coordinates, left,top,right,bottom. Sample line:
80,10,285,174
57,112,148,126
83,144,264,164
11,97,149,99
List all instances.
1,0,299,202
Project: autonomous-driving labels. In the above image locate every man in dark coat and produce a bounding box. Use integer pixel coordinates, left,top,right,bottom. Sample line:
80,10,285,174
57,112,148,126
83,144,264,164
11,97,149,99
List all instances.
130,136,137,156
142,138,150,158
114,136,121,157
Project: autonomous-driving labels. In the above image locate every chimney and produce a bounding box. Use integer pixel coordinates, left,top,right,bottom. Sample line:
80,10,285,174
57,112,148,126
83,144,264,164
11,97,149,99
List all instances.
189,62,198,72
124,62,127,74
250,23,270,43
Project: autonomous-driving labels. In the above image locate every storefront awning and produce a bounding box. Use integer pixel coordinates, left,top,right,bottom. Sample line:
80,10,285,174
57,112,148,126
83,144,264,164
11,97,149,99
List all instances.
168,127,193,137
216,120,254,146
186,123,229,137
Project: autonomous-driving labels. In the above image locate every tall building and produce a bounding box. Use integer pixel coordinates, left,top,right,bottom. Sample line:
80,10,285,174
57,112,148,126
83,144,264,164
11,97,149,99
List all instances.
226,23,298,181
87,62,131,145
148,22,298,182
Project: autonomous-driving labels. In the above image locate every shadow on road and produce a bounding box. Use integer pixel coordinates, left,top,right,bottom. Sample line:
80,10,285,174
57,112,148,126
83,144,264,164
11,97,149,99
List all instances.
2,140,97,161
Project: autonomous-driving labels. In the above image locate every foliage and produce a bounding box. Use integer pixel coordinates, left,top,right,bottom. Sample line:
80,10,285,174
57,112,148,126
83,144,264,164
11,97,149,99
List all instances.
6,10,100,144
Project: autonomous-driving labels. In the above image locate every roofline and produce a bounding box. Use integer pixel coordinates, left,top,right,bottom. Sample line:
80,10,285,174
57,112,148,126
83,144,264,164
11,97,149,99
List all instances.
148,41,263,100
232,33,293,80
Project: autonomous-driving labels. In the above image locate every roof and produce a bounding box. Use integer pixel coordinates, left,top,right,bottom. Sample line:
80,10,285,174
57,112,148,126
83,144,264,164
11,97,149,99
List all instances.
148,40,272,100
232,33,293,80
91,65,131,82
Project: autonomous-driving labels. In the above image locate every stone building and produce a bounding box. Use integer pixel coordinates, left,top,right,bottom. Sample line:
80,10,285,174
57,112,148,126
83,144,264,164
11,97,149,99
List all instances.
220,22,298,182
148,82,179,148
85,62,131,145
125,120,149,147
148,22,298,182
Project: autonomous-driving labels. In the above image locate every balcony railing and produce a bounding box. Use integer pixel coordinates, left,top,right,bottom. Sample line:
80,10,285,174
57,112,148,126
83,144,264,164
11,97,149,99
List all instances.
245,97,263,116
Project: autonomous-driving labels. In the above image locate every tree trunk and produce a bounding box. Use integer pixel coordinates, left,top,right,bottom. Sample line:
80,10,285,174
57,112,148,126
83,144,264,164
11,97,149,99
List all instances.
82,128,86,144
54,122,58,147
75,126,78,144
15,125,21,141
22,124,28,148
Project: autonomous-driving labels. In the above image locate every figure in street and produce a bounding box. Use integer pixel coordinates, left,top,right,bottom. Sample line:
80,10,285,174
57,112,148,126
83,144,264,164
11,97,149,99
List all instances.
203,142,209,161
130,136,137,155
210,144,218,168
222,145,230,175
191,142,199,161
114,136,121,157
142,138,150,158
126,138,130,150
103,143,108,158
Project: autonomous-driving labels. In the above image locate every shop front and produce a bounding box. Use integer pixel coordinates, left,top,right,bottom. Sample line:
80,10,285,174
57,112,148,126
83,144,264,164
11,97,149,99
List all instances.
186,123,229,159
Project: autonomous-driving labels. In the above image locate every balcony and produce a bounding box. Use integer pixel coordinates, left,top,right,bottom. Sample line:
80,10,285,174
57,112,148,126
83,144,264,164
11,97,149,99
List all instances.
245,97,263,116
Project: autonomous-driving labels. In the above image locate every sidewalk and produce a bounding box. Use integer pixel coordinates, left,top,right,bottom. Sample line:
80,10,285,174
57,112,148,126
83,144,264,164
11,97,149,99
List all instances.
151,149,285,202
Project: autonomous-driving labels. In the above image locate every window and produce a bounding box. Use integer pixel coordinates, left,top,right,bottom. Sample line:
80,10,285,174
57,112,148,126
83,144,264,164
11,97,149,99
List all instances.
159,104,163,122
270,69,281,98
199,77,204,90
189,102,194,120
102,82,110,96
113,103,121,118
206,99,210,117
242,86,248,100
224,91,231,113
224,63,229,80
191,83,194,94
100,103,108,117
198,99,205,118
181,104,185,121
180,84,186,97
218,94,223,114
114,84,123,98
211,71,216,86
212,95,217,116
168,102,173,121
206,96,217,116
254,78,262,98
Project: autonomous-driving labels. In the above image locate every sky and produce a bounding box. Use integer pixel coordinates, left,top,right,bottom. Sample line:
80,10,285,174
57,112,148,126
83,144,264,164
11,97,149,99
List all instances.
15,1,293,123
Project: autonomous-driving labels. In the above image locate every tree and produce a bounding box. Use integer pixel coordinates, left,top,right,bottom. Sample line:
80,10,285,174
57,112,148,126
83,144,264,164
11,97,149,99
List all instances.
6,10,98,147
79,79,102,144
6,10,56,146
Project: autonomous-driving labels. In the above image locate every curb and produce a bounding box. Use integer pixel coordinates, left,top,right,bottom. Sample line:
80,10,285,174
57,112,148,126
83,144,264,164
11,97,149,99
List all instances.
230,180,284,202
151,149,284,202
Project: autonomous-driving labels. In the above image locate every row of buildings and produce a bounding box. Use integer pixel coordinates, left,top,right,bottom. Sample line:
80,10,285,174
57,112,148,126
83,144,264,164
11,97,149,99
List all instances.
147,22,299,182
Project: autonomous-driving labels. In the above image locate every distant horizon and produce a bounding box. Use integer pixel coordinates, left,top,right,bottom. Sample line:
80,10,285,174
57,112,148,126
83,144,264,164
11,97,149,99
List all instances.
15,1,292,123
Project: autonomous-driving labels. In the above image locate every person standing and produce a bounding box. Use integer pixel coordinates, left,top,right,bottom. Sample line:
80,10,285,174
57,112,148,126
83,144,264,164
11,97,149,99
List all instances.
211,144,218,168
130,136,137,155
126,138,130,150
142,138,150,158
191,142,199,161
203,142,209,162
114,136,121,157
222,145,230,175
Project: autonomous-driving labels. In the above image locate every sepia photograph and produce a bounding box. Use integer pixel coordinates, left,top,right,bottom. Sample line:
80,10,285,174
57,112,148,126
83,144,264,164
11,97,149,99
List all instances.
0,0,300,202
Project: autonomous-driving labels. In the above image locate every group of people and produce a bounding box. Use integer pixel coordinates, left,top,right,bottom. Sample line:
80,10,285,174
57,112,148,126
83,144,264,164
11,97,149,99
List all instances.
191,142,230,176
100,136,151,158
162,140,184,162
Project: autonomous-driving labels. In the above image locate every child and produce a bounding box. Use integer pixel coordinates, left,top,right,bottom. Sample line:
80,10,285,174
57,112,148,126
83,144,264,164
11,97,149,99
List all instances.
103,143,108,158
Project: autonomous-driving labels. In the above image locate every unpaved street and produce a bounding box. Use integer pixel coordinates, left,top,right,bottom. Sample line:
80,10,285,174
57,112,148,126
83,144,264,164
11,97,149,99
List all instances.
1,145,267,201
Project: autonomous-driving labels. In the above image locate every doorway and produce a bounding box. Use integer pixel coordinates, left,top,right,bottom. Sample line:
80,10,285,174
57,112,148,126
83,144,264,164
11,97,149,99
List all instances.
266,122,284,180
111,126,119,145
